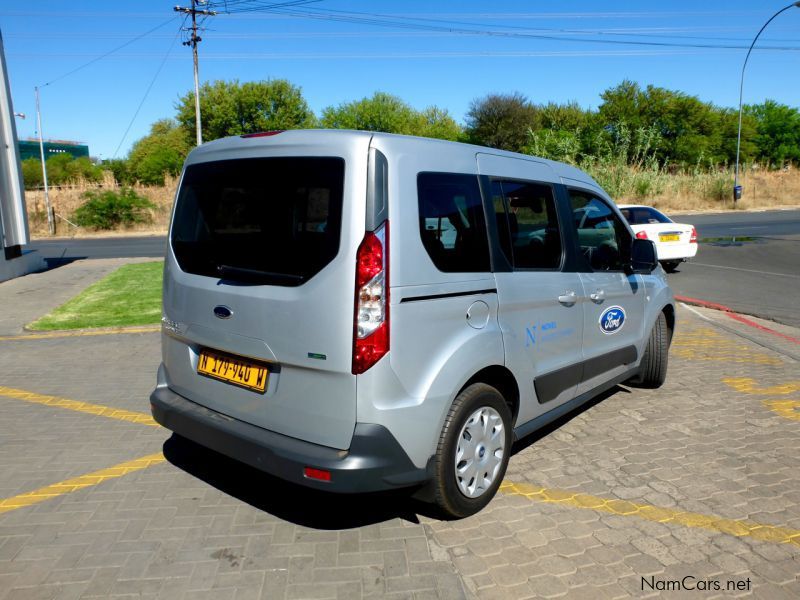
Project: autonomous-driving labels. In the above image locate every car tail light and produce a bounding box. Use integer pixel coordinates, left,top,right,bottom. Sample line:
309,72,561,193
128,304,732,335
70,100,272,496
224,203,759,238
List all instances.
689,227,698,243
635,231,649,240
304,467,331,482
352,223,389,374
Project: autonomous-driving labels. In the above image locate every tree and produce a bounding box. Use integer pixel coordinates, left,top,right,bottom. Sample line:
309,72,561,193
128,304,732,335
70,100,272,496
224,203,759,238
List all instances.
411,106,462,141
321,92,462,140
746,100,800,167
127,119,191,185
21,158,43,190
465,92,540,152
321,92,417,134
176,79,317,142
537,101,591,132
598,80,735,166
104,159,134,186
41,154,104,186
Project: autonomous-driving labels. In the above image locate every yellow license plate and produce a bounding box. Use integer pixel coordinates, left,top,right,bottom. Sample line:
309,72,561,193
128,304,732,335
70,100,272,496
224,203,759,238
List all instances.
659,234,680,242
197,349,269,393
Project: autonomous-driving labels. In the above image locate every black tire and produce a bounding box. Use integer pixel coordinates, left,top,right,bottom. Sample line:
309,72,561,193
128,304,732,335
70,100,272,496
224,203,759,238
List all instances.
629,312,670,388
429,383,512,519
660,260,681,273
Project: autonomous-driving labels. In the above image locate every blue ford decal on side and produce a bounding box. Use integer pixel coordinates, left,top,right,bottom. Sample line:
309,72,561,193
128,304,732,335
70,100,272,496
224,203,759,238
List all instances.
599,306,626,334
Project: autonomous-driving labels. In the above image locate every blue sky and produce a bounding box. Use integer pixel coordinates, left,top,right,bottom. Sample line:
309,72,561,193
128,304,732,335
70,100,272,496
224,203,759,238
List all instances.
2,1,799,159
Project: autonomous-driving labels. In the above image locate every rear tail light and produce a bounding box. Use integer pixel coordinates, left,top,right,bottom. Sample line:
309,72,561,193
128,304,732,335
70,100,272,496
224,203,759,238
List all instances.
689,227,698,243
303,467,331,482
352,222,389,374
635,231,649,240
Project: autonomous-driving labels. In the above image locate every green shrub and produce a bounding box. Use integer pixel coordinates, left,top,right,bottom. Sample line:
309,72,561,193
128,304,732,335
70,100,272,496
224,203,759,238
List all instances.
73,188,155,230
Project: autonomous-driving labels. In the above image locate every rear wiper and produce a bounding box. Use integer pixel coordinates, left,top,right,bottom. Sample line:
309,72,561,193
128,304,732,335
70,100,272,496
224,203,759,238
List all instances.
217,264,305,284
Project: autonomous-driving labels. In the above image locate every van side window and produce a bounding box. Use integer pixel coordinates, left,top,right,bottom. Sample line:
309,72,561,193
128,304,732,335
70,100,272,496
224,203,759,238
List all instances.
567,190,631,272
417,173,491,272
493,179,562,270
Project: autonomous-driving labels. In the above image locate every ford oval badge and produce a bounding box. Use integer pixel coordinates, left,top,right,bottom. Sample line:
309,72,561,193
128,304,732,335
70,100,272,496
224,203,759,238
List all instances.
599,306,626,334
213,305,233,319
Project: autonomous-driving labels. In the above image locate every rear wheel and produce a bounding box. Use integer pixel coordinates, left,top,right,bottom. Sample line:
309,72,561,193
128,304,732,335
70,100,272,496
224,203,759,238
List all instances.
430,383,512,519
629,312,670,388
660,260,681,273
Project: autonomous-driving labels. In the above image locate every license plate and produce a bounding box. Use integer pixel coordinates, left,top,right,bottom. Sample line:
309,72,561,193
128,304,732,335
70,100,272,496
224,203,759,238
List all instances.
659,234,680,242
197,349,269,393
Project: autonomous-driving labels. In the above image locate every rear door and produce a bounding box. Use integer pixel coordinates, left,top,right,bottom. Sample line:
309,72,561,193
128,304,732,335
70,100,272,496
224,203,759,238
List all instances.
163,146,367,450
565,188,646,394
478,155,584,426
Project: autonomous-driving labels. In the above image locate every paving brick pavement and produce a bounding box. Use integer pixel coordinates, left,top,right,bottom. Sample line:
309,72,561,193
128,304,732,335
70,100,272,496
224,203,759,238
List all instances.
1,262,799,598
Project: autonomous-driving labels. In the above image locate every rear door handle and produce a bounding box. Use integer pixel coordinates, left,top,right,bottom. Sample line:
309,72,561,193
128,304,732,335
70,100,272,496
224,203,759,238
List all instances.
590,290,605,303
557,291,578,305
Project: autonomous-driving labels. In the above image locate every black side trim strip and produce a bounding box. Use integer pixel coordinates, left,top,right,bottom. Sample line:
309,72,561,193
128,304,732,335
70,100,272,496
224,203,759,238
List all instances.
514,367,639,442
534,345,638,404
399,288,498,303
534,363,583,405
581,345,638,382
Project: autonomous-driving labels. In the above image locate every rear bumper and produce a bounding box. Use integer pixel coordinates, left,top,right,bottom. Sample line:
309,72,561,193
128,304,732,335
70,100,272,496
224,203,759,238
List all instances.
655,242,698,260
150,384,429,493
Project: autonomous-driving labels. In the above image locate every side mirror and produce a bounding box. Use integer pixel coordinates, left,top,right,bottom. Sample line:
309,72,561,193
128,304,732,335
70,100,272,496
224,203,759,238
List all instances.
629,238,658,274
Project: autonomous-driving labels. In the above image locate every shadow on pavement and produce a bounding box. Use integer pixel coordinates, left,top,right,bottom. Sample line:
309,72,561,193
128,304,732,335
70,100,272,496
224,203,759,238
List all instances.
43,256,88,270
164,385,630,528
511,385,630,455
162,434,432,529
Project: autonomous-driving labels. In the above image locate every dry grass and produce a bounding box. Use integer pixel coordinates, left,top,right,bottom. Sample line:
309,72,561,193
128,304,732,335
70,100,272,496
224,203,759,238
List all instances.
25,166,800,238
613,166,800,213
25,173,178,237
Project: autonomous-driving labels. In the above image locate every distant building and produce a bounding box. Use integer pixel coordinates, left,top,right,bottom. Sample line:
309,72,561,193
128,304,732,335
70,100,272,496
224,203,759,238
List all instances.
18,139,89,161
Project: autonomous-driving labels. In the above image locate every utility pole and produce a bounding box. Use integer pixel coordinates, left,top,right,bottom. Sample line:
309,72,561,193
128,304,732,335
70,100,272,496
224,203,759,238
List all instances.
34,86,54,236
174,1,215,146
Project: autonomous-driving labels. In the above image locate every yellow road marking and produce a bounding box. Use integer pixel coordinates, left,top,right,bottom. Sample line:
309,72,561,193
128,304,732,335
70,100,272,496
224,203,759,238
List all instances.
763,399,800,422
500,481,800,547
0,386,159,427
722,378,800,395
0,453,165,514
0,326,159,341
672,329,783,365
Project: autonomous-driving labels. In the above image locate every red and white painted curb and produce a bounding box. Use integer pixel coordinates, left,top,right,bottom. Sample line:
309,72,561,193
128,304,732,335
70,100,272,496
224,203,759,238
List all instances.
675,295,800,345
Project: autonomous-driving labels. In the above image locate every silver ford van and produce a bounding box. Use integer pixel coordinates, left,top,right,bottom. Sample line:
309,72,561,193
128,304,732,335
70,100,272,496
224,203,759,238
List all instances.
151,130,674,518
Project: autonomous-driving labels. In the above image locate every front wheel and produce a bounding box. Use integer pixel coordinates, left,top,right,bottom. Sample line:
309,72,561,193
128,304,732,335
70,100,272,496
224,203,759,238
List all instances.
430,383,512,519
628,312,670,388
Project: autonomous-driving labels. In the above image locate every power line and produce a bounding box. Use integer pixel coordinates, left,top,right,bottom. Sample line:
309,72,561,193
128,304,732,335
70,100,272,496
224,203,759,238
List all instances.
263,5,800,52
7,30,800,44
112,23,184,159
39,17,179,87
208,0,321,14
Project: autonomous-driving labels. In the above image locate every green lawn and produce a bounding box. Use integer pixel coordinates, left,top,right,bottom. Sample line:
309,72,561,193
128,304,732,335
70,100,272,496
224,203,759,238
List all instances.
28,261,163,330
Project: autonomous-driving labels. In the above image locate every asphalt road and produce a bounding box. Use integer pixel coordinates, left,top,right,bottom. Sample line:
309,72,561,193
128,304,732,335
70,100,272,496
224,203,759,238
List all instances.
669,209,800,328
27,208,800,327
28,235,166,262
671,208,800,238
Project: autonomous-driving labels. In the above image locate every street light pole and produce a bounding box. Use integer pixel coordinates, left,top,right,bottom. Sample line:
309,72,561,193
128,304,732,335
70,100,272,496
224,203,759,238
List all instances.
34,86,54,236
734,1,800,205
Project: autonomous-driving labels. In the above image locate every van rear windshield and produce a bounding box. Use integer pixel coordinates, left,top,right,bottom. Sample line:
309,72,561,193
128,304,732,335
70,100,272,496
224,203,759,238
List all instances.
171,157,344,286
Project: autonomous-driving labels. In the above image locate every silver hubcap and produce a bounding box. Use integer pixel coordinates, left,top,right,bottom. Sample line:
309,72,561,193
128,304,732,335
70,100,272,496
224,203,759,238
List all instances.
454,406,505,498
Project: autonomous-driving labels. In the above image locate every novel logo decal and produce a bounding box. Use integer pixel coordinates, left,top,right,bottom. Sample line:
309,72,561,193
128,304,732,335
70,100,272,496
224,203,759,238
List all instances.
599,306,626,334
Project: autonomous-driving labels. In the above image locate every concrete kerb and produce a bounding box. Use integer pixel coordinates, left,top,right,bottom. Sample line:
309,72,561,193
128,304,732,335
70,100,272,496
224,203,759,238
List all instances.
675,294,800,362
